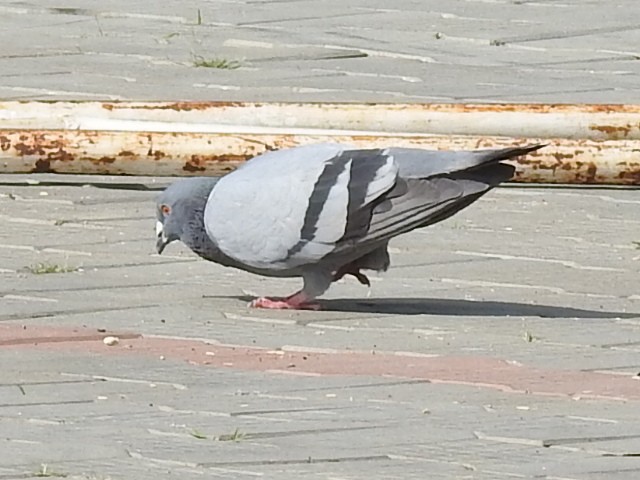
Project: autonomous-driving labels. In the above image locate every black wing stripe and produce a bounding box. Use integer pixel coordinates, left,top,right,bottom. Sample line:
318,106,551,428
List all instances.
287,152,352,257
340,150,390,242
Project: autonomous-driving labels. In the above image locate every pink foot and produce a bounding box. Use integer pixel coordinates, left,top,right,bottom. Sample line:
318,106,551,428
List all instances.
249,297,321,311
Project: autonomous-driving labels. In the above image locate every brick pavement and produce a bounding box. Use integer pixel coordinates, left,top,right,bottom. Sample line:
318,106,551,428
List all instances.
0,175,639,479
2,1,640,478
1,1,640,103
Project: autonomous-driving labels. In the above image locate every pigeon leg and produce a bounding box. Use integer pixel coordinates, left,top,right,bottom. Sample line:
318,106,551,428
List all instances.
250,291,320,310
249,270,330,310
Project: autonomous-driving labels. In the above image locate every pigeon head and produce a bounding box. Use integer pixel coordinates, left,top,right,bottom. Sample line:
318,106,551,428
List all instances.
155,177,218,254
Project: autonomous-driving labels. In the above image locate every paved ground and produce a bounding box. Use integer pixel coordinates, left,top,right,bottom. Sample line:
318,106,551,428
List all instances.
1,175,639,479
2,1,640,479
2,0,640,103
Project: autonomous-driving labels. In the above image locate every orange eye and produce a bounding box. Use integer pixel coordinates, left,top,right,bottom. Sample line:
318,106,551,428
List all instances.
161,204,171,216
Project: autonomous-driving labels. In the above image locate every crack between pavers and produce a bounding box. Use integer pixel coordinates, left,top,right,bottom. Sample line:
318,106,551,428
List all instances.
236,11,376,27
230,406,349,416
0,399,94,408
0,378,105,388
273,379,431,393
0,181,166,191
234,425,380,440
492,24,640,45
543,433,640,447
1,280,193,296
198,454,392,467
0,332,141,347
461,86,618,101
0,304,160,322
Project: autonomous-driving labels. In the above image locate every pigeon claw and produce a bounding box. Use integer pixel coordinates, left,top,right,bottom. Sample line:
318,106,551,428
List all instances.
249,297,321,311
333,265,370,287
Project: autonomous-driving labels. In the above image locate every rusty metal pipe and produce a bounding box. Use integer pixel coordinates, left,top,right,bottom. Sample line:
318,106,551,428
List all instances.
1,102,640,141
1,130,638,185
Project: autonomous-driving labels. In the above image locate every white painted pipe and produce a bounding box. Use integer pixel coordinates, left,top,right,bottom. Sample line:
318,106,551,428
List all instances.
0,102,639,140
0,130,638,185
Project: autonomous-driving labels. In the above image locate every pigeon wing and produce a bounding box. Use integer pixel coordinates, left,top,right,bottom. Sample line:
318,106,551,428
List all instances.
203,144,399,270
334,145,544,252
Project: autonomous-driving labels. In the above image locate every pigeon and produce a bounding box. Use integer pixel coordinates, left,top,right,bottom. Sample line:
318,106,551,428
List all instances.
156,142,543,310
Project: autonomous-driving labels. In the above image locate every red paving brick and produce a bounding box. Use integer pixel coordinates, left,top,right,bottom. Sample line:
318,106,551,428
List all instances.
4,324,639,401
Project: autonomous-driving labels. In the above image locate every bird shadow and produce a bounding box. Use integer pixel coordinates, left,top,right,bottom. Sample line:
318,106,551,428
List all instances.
225,295,638,319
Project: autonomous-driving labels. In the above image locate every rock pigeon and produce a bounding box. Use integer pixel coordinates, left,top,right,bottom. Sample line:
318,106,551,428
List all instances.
156,142,543,310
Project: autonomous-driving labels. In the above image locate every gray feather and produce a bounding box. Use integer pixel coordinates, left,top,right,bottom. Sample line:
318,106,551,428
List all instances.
390,144,541,178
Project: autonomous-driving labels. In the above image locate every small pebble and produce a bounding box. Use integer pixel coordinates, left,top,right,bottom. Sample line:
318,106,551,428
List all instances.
103,336,119,346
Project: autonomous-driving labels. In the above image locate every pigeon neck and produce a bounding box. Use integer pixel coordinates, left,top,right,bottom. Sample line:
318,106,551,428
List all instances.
183,199,216,254
182,197,240,268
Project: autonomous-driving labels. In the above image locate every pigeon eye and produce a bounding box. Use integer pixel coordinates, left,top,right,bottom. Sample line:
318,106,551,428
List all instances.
161,204,171,216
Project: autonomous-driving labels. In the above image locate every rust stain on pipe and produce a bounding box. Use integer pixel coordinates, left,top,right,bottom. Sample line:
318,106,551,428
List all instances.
616,162,640,183
182,153,248,173
101,101,247,112
588,124,633,140
0,130,638,185
98,101,640,114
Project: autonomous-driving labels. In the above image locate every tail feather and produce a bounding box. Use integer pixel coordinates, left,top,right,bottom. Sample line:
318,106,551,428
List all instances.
392,143,545,179
478,144,545,162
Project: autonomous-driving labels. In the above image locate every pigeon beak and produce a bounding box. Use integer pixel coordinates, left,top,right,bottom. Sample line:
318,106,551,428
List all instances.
156,221,168,254
157,235,168,255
